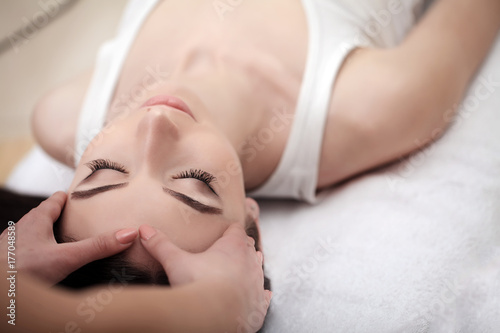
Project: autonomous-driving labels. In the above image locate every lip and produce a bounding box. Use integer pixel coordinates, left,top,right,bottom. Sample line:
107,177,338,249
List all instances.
141,95,195,120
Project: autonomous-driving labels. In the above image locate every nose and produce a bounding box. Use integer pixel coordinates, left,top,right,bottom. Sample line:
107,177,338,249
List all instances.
137,108,180,169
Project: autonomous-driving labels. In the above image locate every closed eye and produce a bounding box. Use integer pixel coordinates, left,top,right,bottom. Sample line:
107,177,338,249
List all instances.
173,169,218,196
83,159,129,180
80,160,219,197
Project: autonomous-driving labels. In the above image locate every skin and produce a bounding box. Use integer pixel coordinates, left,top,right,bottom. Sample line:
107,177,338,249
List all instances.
18,0,500,331
62,102,256,268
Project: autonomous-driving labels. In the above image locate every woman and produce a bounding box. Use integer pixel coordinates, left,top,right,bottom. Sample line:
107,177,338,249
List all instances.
3,0,500,331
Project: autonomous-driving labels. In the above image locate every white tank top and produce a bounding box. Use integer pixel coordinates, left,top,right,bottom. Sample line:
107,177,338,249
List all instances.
75,0,425,203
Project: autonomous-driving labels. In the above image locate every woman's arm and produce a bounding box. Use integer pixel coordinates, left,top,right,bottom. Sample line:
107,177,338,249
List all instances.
319,0,500,187
403,0,500,85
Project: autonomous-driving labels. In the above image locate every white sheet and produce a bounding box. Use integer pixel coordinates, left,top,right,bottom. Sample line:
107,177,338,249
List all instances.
6,2,500,333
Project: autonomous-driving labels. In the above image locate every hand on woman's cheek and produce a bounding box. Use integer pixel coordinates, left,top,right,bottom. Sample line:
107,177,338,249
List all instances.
139,223,272,328
0,192,139,286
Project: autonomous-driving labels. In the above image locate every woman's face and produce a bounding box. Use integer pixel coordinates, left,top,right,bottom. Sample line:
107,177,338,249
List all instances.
62,99,250,269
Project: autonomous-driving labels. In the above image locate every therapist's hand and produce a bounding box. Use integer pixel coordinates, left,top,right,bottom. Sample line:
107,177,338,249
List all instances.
139,223,272,331
0,191,138,286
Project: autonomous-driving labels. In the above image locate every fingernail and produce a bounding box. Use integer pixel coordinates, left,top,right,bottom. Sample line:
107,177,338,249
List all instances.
115,228,138,244
140,225,157,241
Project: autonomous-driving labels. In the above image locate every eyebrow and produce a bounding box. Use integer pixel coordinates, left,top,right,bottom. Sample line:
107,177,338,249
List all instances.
163,188,222,215
71,183,128,199
70,183,223,215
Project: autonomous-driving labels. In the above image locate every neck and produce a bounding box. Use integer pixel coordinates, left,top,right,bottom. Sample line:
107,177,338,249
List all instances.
172,67,264,151
168,53,295,188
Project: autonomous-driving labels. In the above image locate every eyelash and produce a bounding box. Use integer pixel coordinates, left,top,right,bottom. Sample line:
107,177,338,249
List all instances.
86,159,128,174
85,160,216,193
173,169,217,194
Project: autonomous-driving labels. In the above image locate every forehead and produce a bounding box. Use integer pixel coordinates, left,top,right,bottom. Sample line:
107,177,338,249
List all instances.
62,183,246,252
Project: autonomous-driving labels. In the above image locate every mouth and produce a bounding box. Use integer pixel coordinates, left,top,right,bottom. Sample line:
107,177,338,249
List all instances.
141,95,196,120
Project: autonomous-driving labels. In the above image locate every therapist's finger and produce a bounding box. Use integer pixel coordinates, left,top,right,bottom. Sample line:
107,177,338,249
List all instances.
25,191,67,227
139,224,187,274
58,227,138,273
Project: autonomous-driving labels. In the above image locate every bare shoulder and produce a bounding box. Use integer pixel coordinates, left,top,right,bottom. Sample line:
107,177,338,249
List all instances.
317,46,443,188
32,69,93,167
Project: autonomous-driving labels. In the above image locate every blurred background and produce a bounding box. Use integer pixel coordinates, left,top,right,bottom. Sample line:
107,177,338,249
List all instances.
0,0,127,184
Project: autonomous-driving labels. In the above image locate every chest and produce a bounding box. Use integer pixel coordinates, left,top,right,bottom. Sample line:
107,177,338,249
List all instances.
108,0,308,118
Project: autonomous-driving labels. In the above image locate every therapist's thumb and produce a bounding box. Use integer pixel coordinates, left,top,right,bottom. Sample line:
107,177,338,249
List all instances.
138,224,188,279
60,227,138,272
